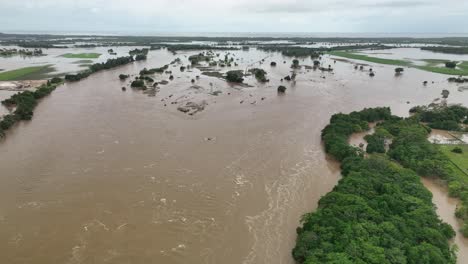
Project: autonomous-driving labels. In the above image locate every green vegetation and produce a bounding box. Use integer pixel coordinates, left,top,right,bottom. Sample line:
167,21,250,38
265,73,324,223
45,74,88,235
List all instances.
119,74,129,80
277,86,286,93
130,79,146,89
129,48,149,56
0,79,63,137
445,61,457,68
226,70,244,83
188,53,212,64
364,127,392,154
65,56,138,82
259,44,388,58
0,65,54,81
61,53,101,59
291,59,300,69
422,46,468,55
293,107,457,264
448,76,468,83
164,44,239,53
417,61,468,76
329,51,410,66
249,68,268,82
138,65,169,76
330,51,468,75
409,104,468,131
0,48,43,57
452,147,464,154
439,145,468,176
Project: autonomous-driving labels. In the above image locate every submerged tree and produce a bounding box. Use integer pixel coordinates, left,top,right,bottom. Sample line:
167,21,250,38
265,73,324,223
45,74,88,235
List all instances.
226,70,244,83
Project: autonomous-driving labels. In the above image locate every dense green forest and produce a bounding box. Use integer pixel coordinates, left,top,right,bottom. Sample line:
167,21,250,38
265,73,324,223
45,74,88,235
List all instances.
293,106,465,264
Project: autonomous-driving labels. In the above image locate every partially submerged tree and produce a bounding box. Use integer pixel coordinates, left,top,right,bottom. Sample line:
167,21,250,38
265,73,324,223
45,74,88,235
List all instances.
277,86,286,93
226,70,244,83
291,59,300,69
249,68,268,82
445,61,457,68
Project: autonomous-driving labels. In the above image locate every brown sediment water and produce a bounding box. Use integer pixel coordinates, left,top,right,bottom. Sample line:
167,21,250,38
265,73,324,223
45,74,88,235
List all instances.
421,178,468,262
0,48,468,264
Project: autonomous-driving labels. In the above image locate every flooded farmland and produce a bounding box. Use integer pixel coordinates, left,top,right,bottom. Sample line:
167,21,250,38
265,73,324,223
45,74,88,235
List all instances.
1,47,468,264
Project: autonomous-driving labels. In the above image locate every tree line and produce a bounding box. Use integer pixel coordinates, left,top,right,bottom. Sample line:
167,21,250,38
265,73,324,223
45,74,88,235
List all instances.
0,78,62,138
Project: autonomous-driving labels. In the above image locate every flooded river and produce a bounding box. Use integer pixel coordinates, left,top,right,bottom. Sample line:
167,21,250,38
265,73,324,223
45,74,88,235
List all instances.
422,178,468,261
1,48,468,263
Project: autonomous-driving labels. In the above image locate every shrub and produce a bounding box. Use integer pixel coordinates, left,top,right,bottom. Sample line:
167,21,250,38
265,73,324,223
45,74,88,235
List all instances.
131,80,145,88
291,59,300,68
119,74,129,80
277,86,286,93
226,70,244,83
452,147,463,154
445,61,457,68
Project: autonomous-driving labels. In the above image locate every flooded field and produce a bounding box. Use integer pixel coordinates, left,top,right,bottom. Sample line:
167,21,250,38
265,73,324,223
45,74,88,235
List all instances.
0,45,144,76
1,47,468,264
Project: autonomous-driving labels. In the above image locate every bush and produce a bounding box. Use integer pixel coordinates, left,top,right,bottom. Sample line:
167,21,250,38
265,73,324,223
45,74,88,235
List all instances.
452,147,463,154
249,68,268,82
226,70,244,83
49,77,63,84
293,107,456,263
119,74,129,80
131,80,145,88
270,61,277,66
395,67,404,73
291,59,300,68
445,61,457,68
277,86,286,93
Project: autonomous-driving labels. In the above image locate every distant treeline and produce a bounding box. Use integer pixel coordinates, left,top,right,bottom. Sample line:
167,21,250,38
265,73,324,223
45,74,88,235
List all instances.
3,33,468,48
293,106,460,263
156,44,240,53
0,48,43,56
422,46,468,54
0,78,62,138
258,44,390,57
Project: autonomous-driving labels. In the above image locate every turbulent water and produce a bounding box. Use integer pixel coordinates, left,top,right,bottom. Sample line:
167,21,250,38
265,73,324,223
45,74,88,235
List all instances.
1,48,468,263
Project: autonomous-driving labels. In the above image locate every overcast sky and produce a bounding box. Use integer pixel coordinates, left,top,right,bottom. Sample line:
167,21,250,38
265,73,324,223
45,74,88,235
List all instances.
1,0,467,34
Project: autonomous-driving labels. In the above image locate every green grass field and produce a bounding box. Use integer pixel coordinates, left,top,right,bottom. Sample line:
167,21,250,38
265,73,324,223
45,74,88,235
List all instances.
61,53,101,59
329,51,411,66
416,61,468,76
0,65,55,81
329,51,468,76
438,144,468,178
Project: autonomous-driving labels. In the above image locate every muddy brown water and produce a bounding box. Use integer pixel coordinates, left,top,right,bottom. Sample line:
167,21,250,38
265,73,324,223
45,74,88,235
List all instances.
1,48,468,264
422,178,468,261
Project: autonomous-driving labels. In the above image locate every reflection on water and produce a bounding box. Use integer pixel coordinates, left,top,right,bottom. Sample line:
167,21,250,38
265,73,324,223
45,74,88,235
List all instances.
0,48,468,264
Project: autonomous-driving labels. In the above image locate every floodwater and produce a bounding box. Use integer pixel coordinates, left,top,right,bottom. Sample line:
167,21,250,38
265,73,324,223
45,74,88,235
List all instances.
0,45,145,75
359,48,468,66
1,48,468,264
422,178,468,261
